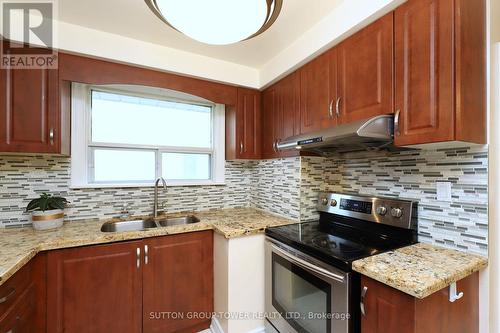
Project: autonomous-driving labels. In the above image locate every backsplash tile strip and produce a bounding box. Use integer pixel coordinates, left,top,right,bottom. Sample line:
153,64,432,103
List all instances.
0,144,488,255
0,155,254,226
299,145,488,255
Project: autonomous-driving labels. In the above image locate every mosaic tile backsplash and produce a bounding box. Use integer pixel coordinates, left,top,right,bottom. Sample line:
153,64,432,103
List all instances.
300,146,489,255
0,156,254,227
0,145,489,255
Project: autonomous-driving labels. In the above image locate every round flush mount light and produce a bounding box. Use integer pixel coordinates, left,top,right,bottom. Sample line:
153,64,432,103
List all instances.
145,0,283,45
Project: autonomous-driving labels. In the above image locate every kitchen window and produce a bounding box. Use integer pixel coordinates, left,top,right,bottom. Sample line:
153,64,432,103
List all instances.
70,84,225,188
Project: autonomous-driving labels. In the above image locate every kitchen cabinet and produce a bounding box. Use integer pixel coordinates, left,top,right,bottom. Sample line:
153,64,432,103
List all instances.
299,51,336,134
0,54,70,154
337,13,394,124
360,273,479,333
394,0,486,146
47,240,143,333
46,231,213,333
226,88,261,160
261,85,278,159
0,254,46,333
0,41,70,155
143,232,213,333
262,71,301,159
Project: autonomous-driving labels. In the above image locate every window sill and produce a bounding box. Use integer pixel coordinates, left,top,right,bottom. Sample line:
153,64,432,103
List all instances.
69,181,226,189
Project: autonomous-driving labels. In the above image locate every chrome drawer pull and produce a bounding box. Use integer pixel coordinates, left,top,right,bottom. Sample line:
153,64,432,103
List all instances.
328,99,334,118
144,245,149,265
360,286,368,316
335,97,341,118
136,247,141,269
49,128,54,145
0,288,15,304
394,109,401,136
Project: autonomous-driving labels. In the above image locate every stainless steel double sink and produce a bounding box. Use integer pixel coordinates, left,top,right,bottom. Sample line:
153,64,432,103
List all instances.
100,215,200,232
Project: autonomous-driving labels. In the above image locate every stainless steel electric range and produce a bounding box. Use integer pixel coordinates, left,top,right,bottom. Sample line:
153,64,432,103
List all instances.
264,192,418,333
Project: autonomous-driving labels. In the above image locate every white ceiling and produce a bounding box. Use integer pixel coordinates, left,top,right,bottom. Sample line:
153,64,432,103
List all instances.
58,0,344,68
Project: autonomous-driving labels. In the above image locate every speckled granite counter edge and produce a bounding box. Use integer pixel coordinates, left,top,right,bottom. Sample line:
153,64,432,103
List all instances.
0,208,297,286
352,243,488,299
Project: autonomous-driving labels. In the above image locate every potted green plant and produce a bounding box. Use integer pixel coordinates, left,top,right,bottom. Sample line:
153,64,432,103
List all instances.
26,193,69,230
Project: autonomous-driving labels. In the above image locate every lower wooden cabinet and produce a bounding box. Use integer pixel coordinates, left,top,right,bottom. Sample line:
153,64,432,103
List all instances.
46,231,213,333
0,254,46,333
361,273,479,333
143,232,213,333
47,240,143,333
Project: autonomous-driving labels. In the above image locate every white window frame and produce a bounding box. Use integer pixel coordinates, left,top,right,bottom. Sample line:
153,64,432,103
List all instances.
70,83,225,188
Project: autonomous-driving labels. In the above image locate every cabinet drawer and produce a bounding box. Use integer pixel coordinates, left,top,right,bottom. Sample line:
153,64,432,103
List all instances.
0,285,35,333
0,263,31,318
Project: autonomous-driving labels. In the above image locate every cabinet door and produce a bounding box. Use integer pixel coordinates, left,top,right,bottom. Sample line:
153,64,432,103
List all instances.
143,231,213,333
0,58,61,154
261,86,278,159
47,241,143,333
361,276,415,333
0,286,36,333
394,0,454,145
337,13,394,124
299,52,332,134
236,87,261,159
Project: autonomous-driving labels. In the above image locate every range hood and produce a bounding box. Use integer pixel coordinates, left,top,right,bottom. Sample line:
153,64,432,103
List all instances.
277,115,397,155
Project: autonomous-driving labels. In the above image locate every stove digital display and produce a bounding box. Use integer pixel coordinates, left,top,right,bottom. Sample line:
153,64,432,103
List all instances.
340,199,373,214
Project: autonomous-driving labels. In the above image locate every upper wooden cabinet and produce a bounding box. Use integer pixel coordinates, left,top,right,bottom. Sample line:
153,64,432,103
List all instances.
0,65,70,155
226,87,261,160
299,51,335,134
261,71,301,159
361,273,479,333
261,85,278,159
337,13,394,124
394,0,486,146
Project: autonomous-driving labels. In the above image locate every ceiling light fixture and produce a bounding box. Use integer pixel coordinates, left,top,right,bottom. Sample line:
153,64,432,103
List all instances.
145,0,283,45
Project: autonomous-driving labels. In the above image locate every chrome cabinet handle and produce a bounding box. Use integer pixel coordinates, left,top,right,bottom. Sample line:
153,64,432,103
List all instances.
394,109,401,136
136,247,141,269
144,245,149,265
360,286,368,316
272,141,277,153
328,99,334,118
240,141,244,154
335,97,341,118
49,128,54,145
0,288,15,304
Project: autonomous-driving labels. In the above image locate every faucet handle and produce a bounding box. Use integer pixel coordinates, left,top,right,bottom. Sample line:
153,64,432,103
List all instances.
119,203,133,219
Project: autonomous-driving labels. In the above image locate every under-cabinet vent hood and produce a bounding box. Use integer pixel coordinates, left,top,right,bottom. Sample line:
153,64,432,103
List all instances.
276,115,399,155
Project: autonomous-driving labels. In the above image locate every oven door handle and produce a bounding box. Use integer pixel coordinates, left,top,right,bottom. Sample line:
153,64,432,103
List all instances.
272,245,346,283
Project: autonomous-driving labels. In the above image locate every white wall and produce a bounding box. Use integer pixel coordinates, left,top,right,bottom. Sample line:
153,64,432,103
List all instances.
213,234,266,333
55,21,260,88
488,0,500,330
259,0,406,87
46,1,405,89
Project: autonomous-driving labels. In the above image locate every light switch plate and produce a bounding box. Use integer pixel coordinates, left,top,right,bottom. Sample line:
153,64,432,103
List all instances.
436,182,452,201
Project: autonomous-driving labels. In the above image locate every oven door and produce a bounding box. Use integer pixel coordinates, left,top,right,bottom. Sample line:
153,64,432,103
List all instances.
265,238,351,333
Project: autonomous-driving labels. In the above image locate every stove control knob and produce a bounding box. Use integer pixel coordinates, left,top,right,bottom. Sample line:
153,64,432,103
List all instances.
321,197,328,206
391,208,404,218
330,199,337,207
376,206,387,216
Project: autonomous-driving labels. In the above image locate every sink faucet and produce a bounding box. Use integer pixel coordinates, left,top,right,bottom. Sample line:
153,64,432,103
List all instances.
154,177,167,218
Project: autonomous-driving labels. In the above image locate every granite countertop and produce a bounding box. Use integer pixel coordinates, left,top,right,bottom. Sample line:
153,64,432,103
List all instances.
352,242,488,299
0,208,296,286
